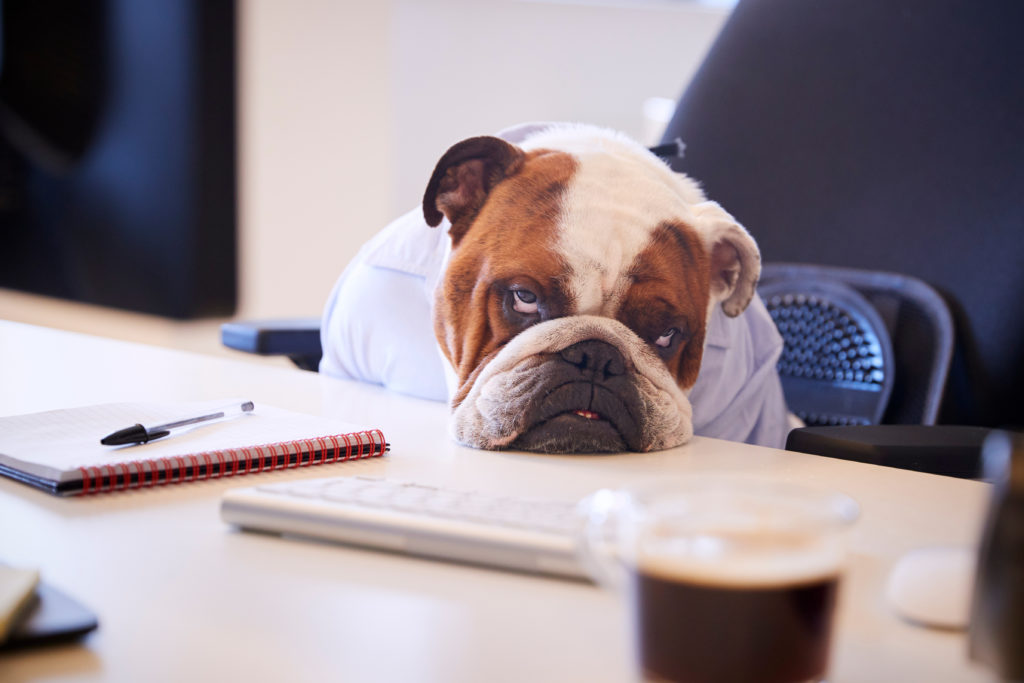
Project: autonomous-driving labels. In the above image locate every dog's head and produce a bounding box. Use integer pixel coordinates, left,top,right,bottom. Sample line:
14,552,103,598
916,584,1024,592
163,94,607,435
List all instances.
423,124,760,453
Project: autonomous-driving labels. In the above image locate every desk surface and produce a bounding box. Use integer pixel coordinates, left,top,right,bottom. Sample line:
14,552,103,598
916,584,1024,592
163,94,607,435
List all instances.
0,321,994,682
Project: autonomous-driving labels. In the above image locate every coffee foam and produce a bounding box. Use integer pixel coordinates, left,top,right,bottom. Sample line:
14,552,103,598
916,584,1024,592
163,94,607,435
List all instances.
634,529,844,588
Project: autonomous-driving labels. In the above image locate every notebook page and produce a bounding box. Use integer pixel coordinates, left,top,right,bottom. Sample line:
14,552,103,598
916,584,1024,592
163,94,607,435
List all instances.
0,400,373,482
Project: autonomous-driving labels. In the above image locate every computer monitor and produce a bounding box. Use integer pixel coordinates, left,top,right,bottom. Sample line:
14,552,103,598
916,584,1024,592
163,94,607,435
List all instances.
0,0,236,319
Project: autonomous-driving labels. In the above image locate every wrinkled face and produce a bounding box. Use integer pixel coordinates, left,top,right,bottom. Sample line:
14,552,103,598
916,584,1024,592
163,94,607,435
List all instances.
423,129,759,453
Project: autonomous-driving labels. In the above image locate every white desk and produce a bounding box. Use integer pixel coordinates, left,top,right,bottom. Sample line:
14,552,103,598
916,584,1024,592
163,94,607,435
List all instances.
0,321,995,682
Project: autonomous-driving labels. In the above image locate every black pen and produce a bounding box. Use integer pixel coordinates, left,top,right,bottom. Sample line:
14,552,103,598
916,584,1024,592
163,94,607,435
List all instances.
101,401,255,446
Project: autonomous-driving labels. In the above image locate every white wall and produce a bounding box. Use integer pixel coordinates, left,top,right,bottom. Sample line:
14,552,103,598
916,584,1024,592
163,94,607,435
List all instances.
389,0,728,214
240,0,729,319
0,0,729,358
238,0,395,319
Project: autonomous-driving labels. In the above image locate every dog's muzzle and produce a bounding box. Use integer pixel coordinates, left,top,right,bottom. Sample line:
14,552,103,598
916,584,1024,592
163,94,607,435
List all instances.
511,339,642,453
449,316,693,454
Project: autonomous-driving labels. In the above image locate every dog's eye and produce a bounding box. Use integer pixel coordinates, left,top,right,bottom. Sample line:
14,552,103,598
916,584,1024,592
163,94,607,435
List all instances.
512,289,539,314
655,328,678,348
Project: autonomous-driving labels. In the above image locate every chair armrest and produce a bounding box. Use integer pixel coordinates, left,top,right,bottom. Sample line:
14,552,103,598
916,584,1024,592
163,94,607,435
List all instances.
786,425,994,479
220,318,322,371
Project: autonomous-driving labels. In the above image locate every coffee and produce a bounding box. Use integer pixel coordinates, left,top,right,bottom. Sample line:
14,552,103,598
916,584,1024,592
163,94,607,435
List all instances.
632,567,838,683
629,529,843,683
577,480,858,683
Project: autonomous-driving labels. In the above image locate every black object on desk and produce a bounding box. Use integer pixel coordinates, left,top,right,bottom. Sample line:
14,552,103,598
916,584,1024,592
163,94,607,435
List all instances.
1,581,98,650
786,424,993,479
969,431,1024,679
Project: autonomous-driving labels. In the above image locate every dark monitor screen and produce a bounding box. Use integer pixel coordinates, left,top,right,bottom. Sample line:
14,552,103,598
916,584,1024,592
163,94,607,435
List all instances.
0,0,236,319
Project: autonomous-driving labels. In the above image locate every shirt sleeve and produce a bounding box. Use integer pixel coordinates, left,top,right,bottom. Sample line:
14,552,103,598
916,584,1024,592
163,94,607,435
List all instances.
319,208,450,402
689,295,792,449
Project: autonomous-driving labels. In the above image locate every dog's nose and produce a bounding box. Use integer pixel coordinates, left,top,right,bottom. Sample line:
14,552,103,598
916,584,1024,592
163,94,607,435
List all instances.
559,339,626,380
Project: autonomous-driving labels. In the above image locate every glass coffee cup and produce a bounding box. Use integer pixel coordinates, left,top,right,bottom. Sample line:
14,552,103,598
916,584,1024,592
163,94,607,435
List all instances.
578,477,859,683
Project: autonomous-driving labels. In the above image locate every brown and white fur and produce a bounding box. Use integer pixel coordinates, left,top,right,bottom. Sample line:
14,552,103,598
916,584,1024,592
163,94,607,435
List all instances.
422,124,760,453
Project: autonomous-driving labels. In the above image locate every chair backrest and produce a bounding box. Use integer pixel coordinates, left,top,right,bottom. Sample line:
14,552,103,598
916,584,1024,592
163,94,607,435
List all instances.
662,0,1024,429
759,263,953,426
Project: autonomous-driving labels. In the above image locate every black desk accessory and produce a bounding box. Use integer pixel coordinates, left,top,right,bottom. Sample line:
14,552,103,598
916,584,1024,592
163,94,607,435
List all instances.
786,424,993,479
969,431,1024,679
0,581,98,650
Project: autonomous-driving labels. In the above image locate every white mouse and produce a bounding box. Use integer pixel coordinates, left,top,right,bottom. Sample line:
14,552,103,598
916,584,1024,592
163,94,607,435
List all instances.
885,546,976,630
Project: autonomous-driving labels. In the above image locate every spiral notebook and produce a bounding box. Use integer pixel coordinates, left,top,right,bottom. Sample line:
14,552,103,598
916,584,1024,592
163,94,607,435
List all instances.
0,400,388,497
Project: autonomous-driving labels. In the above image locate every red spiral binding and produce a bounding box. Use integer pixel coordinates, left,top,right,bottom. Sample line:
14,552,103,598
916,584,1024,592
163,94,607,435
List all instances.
74,428,387,495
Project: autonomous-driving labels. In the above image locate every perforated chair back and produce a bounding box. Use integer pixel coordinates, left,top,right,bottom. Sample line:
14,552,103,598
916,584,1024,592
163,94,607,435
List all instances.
662,0,1024,429
759,263,953,426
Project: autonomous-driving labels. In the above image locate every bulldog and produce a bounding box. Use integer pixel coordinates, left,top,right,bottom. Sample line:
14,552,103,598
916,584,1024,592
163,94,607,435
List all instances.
321,123,791,453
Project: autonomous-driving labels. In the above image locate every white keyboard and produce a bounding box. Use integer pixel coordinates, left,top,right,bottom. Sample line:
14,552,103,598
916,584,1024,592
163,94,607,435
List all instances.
220,476,590,580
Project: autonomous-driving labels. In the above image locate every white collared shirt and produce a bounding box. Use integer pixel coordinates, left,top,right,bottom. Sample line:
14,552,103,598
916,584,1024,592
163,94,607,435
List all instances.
321,125,792,450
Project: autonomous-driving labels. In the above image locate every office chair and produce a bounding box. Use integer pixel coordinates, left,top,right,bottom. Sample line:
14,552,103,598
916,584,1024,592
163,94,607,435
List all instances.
758,263,953,427
659,0,1023,475
224,0,1022,476
222,317,322,371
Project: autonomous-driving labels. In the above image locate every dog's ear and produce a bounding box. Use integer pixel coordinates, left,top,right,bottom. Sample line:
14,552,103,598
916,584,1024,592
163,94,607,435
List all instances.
423,136,525,245
694,201,761,317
